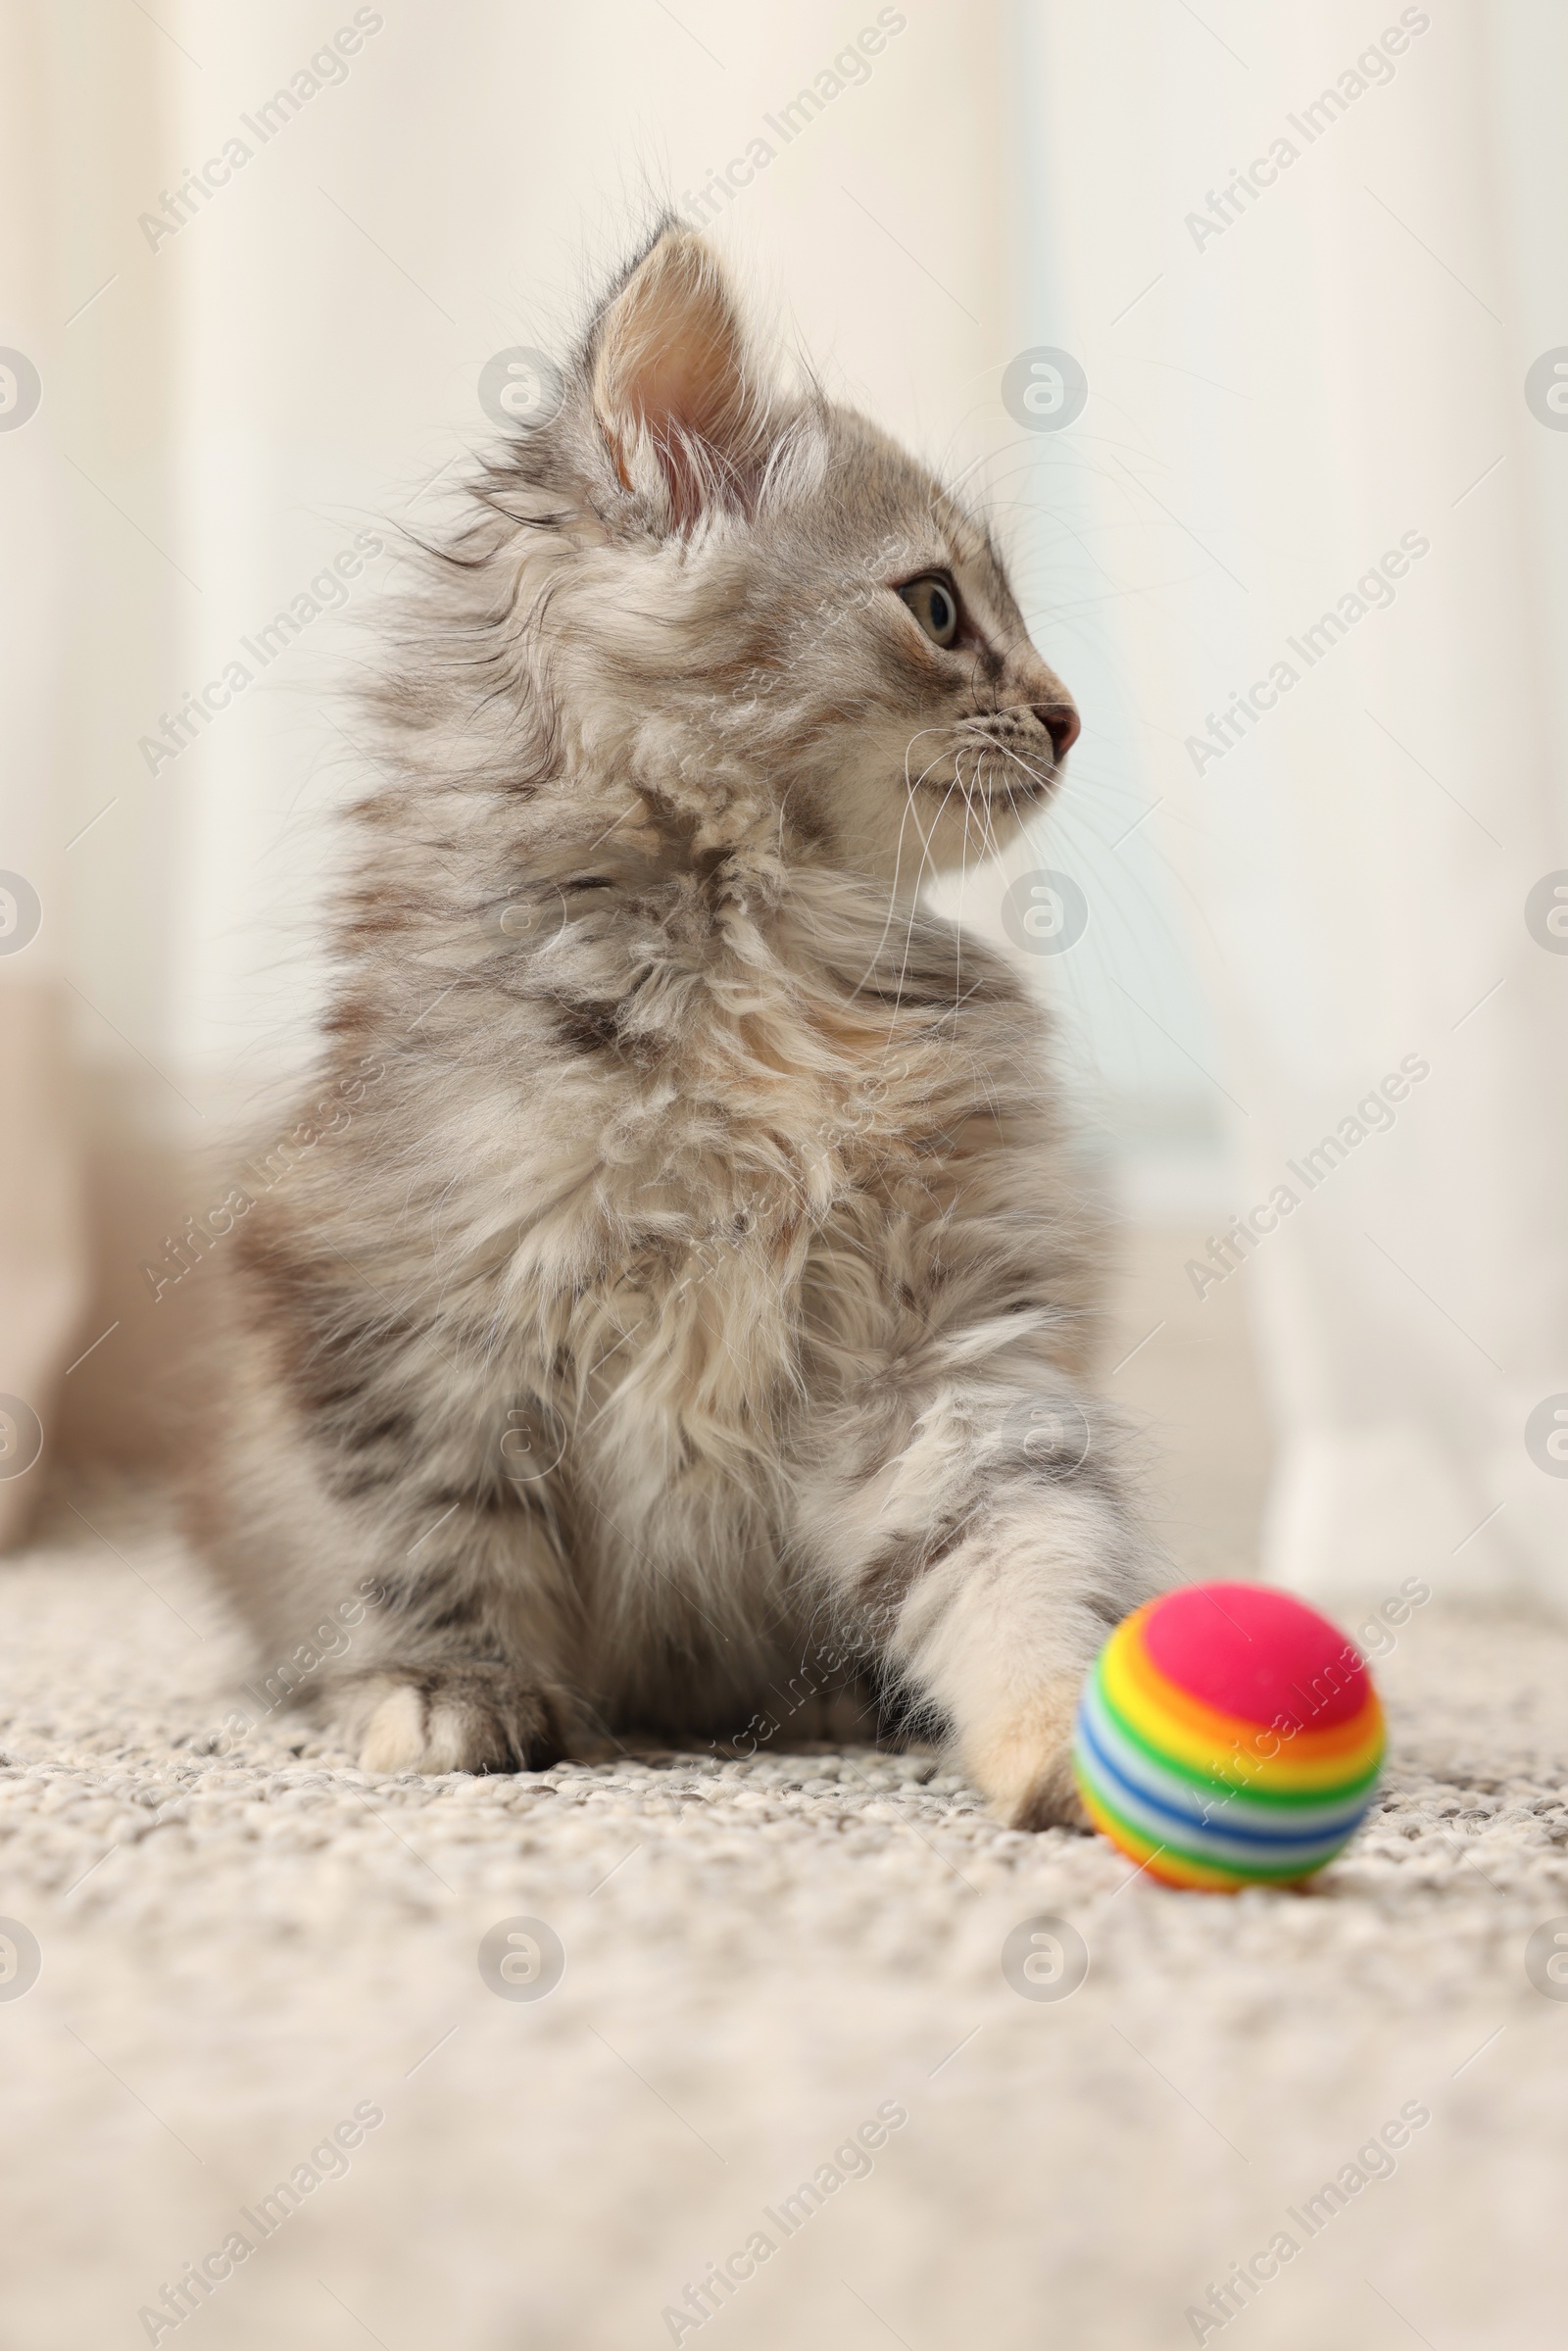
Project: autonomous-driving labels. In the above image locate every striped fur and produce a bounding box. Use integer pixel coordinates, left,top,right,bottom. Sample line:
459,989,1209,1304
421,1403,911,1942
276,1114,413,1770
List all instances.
189,223,1162,1824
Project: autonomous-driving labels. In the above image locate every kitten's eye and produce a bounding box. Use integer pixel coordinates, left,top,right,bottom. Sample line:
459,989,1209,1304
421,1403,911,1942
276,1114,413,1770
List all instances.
898,573,960,649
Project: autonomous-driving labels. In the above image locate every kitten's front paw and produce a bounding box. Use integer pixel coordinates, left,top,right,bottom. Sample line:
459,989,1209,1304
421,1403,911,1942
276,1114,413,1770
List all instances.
963,1680,1090,1832
340,1665,570,1775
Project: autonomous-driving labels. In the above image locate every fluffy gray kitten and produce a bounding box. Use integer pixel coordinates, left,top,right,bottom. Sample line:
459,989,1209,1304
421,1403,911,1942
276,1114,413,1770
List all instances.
191,222,1160,1826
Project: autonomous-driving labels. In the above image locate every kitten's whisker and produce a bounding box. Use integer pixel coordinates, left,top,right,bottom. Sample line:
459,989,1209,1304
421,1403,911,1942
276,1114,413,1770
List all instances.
976,732,1059,808
977,763,1005,867
973,759,1004,871
955,759,968,1013
956,696,1061,723
847,733,951,1005
892,753,962,1025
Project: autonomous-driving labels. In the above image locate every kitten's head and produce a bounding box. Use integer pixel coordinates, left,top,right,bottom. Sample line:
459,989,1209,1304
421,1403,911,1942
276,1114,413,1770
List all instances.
485,223,1077,888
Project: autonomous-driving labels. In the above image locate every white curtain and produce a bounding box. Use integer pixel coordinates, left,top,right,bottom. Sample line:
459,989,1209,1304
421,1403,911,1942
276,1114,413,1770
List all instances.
0,3,86,1545
6,0,1565,1605
1013,0,1568,1600
1,0,1009,1529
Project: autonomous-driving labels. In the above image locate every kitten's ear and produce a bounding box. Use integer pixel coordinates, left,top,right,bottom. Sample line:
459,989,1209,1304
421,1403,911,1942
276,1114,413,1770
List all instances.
590,229,774,528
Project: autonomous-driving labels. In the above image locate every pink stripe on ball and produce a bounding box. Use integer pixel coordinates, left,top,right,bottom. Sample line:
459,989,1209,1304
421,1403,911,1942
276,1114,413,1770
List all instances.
1139,1582,1371,1730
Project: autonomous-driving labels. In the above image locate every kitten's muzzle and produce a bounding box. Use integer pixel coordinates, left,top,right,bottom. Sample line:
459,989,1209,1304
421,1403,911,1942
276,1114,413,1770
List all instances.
1034,703,1080,762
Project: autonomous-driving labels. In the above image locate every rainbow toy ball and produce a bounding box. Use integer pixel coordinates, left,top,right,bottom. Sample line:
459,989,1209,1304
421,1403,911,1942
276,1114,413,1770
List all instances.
1073,1582,1384,1891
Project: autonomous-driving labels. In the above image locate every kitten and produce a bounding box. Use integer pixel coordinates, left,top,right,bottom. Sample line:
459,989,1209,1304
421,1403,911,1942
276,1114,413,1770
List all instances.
190,221,1161,1826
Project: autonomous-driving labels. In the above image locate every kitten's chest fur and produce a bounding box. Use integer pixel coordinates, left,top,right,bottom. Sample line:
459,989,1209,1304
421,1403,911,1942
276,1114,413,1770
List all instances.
549,873,987,1503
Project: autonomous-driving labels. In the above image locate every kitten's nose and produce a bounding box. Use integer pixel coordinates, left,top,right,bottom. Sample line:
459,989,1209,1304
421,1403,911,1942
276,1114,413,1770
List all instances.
1034,702,1080,762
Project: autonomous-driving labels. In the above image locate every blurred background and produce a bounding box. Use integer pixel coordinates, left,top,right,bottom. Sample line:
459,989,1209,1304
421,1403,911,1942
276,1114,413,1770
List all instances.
4,0,1566,1603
